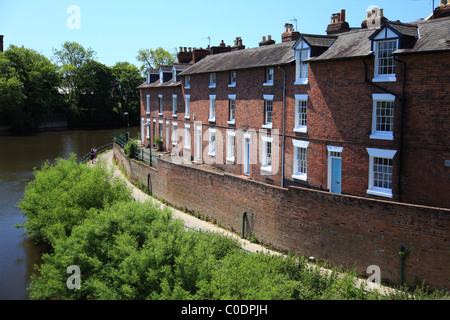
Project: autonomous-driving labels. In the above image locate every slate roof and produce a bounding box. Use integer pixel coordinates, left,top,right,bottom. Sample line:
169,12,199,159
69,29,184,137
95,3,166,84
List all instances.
395,17,450,55
298,34,337,48
306,28,374,62
179,41,295,76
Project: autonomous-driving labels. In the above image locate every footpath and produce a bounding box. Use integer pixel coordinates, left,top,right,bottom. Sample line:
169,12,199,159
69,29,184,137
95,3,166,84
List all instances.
99,150,280,256
98,150,397,296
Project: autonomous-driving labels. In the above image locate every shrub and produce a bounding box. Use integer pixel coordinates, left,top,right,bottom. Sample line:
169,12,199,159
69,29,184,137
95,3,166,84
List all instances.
123,139,139,159
17,154,132,247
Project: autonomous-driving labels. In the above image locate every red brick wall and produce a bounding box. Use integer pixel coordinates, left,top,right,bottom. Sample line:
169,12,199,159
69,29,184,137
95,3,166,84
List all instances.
114,143,450,290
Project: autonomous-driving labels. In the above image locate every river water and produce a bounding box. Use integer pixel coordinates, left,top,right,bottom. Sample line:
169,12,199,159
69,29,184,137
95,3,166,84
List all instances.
0,127,139,300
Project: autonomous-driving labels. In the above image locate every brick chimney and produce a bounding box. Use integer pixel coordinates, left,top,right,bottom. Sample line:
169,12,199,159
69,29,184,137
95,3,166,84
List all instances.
0,35,4,53
178,47,193,64
192,47,211,63
232,37,245,51
432,0,450,19
259,35,275,46
361,6,387,29
326,9,350,35
282,23,300,42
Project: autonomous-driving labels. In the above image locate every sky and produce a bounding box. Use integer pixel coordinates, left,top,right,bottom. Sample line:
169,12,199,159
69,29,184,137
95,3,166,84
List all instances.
0,0,439,68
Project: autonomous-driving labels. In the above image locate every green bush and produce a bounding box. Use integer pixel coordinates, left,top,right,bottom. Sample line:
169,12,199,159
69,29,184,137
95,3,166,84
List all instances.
123,139,139,159
17,154,132,246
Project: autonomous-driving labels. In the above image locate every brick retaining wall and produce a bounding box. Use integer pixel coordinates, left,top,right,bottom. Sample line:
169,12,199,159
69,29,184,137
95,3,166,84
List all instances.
113,143,449,291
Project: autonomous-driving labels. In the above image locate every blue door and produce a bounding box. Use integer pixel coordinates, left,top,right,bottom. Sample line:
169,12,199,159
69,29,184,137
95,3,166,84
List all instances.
331,157,342,194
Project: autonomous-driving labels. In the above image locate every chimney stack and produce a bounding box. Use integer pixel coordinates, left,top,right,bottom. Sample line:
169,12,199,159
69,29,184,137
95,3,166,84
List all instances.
326,9,350,35
232,37,245,51
361,6,387,29
259,35,275,46
282,23,300,42
432,0,450,19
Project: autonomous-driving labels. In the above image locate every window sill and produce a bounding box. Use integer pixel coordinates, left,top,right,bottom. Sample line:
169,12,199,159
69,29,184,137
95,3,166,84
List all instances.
228,83,236,87
208,152,216,157
184,146,191,150
185,115,190,120
263,82,273,86
226,157,235,163
172,142,177,146
260,165,272,173
262,123,273,129
294,126,307,133
372,76,397,83
172,114,177,118
227,120,235,125
294,79,308,85
146,111,150,115
292,174,307,181
209,85,216,89
208,118,216,123
367,188,393,198
184,86,190,89
158,113,163,116
370,133,393,140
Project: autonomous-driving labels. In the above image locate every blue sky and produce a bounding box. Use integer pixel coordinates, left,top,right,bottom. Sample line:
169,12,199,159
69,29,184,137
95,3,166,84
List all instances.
0,0,437,68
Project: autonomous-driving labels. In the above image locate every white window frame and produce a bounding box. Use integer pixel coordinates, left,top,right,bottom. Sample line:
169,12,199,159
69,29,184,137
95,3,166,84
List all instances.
184,95,190,119
209,73,216,88
184,124,191,150
209,95,216,122
208,128,216,157
228,94,236,124
146,119,151,139
294,94,308,133
229,71,236,87
261,136,273,173
366,148,397,198
226,130,236,163
262,94,274,129
172,94,177,117
292,139,309,181
158,94,163,115
263,68,274,86
373,38,398,82
172,122,178,146
185,76,190,89
165,121,170,150
146,94,150,114
371,94,395,140
195,125,202,162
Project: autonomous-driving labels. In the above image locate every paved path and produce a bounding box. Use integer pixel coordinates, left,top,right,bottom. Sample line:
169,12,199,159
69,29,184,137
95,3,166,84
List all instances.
99,150,280,256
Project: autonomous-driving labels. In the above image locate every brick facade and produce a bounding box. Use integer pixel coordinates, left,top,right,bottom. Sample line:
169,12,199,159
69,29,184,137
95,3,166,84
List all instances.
139,7,449,215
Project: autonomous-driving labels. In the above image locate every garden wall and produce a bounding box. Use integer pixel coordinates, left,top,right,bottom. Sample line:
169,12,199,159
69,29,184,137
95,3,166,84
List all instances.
113,143,449,291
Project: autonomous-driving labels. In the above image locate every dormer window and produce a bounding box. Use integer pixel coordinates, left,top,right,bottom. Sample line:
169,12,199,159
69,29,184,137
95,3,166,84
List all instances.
368,22,416,83
293,39,310,85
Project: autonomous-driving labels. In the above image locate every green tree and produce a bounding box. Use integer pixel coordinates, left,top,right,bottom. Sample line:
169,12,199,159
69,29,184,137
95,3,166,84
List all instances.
136,47,176,74
17,154,131,247
0,46,60,129
52,41,97,123
111,61,143,127
76,60,115,125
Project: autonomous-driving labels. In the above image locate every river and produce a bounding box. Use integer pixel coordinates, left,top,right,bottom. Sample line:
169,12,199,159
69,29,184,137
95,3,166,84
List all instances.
0,127,139,300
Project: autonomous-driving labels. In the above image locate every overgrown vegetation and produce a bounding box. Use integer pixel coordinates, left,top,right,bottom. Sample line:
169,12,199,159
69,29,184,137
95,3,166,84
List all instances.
17,156,448,300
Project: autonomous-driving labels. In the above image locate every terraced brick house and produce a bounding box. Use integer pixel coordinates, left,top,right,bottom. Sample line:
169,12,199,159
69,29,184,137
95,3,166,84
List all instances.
139,4,450,209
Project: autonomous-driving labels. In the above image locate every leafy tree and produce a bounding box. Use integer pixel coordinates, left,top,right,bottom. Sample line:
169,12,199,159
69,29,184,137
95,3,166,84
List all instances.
136,47,176,75
0,46,60,129
17,154,132,247
52,41,97,124
76,60,116,125
111,61,143,126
